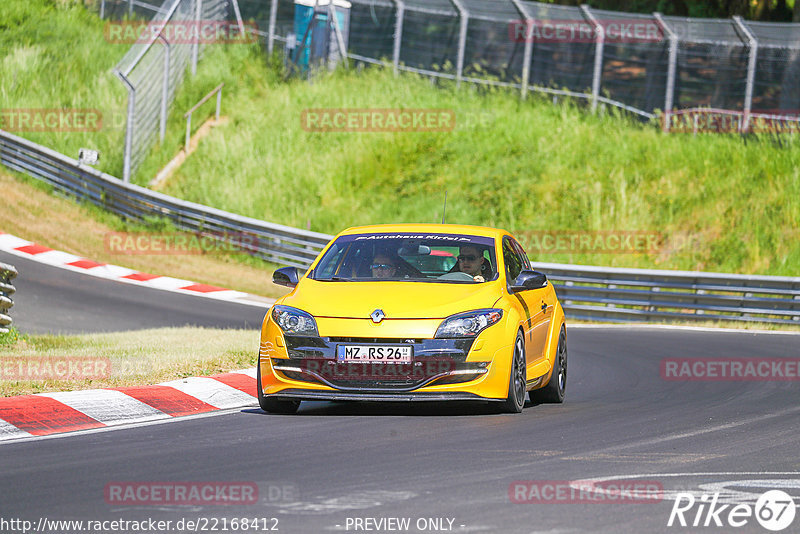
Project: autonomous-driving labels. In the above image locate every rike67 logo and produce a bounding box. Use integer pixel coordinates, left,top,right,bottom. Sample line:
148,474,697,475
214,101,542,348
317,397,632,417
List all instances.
668,490,796,531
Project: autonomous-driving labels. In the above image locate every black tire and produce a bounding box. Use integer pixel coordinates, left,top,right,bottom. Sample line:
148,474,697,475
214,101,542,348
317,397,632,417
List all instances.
530,325,567,404
500,331,527,413
257,361,300,414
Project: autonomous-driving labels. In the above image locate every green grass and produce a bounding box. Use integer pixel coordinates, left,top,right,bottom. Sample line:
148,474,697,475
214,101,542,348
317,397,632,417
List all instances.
0,0,130,175
0,327,258,397
147,44,800,276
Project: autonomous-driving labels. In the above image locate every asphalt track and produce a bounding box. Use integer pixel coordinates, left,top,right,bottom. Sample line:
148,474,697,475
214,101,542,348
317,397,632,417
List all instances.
2,254,800,533
0,250,266,334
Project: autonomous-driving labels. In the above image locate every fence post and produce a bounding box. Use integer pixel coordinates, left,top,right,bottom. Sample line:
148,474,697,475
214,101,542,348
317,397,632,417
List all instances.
580,4,604,112
191,0,203,76
128,0,133,16
392,0,405,76
115,72,136,183
654,13,677,132
328,2,349,68
268,0,278,54
216,87,222,121
510,0,533,99
733,16,758,133
100,0,105,19
450,0,469,88
158,35,171,142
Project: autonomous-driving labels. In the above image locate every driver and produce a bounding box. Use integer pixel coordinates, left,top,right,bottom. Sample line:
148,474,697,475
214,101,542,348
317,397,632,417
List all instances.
456,245,492,281
370,253,398,279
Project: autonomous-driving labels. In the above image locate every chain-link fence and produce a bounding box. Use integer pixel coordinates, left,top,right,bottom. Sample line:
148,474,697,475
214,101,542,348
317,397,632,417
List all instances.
236,0,800,129
96,0,240,182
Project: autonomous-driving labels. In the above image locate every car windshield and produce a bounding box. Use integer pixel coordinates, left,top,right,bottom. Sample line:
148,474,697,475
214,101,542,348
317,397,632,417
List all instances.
310,233,498,283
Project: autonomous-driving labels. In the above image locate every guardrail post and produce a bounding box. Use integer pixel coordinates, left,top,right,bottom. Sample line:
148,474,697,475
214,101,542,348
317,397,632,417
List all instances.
581,5,604,113
100,0,106,19
449,0,469,88
158,35,171,142
654,13,677,132
0,263,17,335
511,0,533,99
392,0,405,76
128,0,133,16
268,0,278,54
733,16,758,133
191,0,203,76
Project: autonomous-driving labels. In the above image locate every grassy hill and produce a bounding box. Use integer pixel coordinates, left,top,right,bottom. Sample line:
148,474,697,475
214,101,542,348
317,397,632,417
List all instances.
150,45,800,276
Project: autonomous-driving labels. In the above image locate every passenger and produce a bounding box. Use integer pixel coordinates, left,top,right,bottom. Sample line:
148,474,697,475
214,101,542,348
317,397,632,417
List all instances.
456,245,492,281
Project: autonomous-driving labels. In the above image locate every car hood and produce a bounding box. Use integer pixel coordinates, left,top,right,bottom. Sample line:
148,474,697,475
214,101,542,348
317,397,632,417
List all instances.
281,279,502,319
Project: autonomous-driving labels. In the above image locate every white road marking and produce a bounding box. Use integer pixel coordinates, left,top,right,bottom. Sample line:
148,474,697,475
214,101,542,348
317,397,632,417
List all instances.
0,419,33,440
573,472,800,505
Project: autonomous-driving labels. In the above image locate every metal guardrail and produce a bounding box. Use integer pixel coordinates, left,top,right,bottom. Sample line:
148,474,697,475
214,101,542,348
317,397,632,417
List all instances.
533,262,800,325
0,129,330,269
2,129,799,325
0,263,17,334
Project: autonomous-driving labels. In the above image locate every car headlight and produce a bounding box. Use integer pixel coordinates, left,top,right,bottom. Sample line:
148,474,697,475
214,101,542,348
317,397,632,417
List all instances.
271,305,319,336
435,309,503,339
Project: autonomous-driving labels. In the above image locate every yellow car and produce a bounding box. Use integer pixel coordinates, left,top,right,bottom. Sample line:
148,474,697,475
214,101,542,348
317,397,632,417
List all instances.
257,224,567,414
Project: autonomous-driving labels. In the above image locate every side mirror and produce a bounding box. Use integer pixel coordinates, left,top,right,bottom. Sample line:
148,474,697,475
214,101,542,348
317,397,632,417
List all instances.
272,266,300,288
510,270,547,292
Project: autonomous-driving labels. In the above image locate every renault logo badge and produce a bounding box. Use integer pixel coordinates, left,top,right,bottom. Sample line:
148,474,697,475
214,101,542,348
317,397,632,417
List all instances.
370,309,385,323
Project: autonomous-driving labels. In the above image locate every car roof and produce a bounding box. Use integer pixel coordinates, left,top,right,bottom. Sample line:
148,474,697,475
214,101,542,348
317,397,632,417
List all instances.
338,223,509,239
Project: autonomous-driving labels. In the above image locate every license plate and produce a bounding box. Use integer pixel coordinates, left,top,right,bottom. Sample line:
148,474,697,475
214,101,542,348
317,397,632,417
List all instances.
336,345,413,363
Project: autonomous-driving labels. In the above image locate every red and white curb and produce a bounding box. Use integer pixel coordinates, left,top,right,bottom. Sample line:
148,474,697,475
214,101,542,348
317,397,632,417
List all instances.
0,232,274,308
0,368,259,441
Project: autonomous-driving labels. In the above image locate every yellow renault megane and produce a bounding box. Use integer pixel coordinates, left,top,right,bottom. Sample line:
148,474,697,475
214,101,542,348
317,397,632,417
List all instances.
257,224,567,414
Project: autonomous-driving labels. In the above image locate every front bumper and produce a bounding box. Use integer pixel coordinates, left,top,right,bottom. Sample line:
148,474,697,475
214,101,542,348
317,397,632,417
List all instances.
272,335,489,391
260,333,513,400
270,389,500,402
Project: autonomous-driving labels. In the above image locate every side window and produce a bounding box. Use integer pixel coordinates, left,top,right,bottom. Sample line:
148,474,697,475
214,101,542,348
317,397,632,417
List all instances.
511,239,531,270
503,238,522,281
